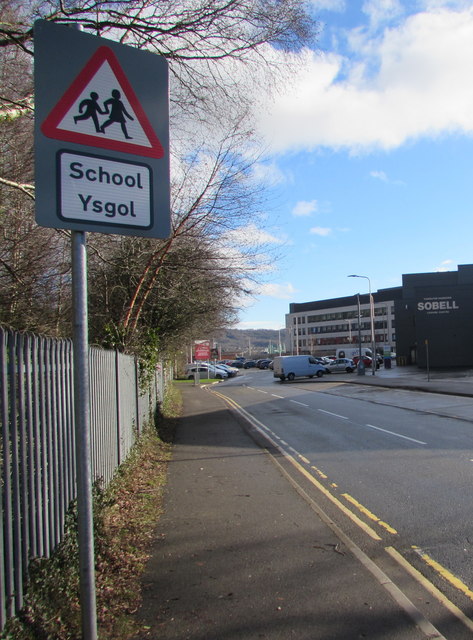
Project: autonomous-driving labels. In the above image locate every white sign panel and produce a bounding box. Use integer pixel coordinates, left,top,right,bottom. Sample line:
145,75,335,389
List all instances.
58,151,152,229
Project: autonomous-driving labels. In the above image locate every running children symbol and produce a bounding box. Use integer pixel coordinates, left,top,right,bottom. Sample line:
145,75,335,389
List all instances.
73,89,134,139
41,45,165,158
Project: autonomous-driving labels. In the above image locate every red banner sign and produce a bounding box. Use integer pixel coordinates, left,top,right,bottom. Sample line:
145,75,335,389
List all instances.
194,340,211,360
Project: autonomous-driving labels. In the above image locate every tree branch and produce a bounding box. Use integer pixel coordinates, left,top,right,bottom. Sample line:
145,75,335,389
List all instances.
0,176,35,199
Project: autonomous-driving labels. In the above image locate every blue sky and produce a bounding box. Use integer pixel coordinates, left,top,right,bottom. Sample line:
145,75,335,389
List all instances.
234,0,473,330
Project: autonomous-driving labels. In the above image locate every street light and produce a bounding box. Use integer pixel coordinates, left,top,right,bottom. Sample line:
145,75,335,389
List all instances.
348,274,376,376
354,293,364,376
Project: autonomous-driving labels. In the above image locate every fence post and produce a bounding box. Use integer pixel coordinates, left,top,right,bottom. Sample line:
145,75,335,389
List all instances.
0,328,13,624
9,332,23,612
115,349,122,466
135,358,141,435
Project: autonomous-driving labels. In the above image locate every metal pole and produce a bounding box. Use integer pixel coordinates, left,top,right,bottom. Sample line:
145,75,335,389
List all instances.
425,339,430,381
71,230,98,640
348,274,375,376
356,294,364,376
368,284,376,376
68,25,98,639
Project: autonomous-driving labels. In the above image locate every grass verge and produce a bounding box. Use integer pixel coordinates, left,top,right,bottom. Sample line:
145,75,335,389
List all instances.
1,384,182,640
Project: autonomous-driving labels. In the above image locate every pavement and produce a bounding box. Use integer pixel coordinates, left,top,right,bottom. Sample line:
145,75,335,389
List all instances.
331,363,473,398
135,366,473,640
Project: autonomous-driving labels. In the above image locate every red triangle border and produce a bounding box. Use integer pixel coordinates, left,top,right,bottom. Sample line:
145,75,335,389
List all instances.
41,46,165,159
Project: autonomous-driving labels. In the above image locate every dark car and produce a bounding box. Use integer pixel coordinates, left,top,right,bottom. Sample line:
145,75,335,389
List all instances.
243,360,256,368
258,359,272,369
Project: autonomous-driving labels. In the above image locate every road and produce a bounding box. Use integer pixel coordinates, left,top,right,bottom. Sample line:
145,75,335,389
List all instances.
211,367,473,634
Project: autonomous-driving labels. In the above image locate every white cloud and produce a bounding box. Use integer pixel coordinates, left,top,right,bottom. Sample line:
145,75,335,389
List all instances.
421,1,473,10
257,282,297,299
257,7,473,153
362,0,404,27
312,0,346,9
369,170,405,185
231,281,296,316
224,223,283,247
310,226,332,236
292,199,318,216
370,170,388,181
234,319,286,330
435,259,454,271
251,161,287,185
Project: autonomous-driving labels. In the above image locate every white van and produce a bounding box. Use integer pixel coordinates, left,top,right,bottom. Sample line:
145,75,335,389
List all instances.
336,347,372,360
273,355,325,382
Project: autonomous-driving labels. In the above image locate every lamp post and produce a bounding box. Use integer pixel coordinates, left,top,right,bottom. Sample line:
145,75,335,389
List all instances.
348,274,376,376
355,293,364,376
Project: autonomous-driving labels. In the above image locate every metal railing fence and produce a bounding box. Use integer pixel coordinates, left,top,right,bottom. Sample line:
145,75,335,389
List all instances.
0,326,170,630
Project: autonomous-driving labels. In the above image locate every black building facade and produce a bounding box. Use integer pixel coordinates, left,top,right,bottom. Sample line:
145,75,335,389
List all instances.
395,264,473,368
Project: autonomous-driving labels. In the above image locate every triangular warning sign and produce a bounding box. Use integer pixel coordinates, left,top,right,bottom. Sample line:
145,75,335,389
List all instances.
41,46,165,159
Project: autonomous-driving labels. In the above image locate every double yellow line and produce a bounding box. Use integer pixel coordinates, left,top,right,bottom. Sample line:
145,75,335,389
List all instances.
210,387,473,632
211,388,392,541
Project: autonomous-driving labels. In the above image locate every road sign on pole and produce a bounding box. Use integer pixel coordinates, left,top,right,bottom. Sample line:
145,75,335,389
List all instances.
34,20,171,640
34,20,170,238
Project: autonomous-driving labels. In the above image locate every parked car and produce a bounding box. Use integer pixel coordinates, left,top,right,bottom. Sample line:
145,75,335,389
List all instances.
258,359,273,369
243,360,257,368
325,358,356,373
352,355,380,370
228,360,244,368
215,363,238,377
185,364,228,379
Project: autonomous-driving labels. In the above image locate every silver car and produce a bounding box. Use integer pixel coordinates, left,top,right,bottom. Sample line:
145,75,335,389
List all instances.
325,358,355,373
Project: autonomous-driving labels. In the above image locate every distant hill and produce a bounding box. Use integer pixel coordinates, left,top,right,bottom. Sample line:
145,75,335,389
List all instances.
216,328,286,357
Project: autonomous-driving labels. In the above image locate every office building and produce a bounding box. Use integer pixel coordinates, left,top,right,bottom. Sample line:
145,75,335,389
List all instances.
286,264,473,368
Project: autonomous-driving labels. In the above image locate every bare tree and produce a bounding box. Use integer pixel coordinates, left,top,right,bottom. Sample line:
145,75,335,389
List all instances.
0,0,318,354
0,1,73,334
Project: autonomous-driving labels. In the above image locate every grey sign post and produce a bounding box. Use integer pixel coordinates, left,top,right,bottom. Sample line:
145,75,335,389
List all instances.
34,20,170,640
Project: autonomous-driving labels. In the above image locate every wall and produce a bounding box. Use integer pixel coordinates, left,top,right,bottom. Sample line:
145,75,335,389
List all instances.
395,265,473,368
